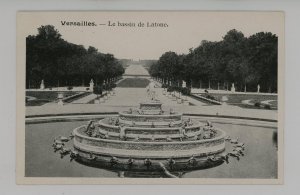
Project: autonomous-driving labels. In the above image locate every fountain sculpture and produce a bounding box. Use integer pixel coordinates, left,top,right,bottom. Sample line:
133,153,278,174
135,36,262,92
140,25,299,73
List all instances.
69,101,232,171
52,88,245,176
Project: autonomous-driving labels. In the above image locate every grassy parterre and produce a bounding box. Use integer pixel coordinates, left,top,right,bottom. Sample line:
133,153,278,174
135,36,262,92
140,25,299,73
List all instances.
198,93,278,109
117,78,150,88
26,91,78,106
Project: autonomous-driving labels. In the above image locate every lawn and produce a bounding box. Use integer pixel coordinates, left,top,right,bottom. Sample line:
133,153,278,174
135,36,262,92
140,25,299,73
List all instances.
195,93,278,109
26,91,78,106
269,100,278,107
117,78,150,88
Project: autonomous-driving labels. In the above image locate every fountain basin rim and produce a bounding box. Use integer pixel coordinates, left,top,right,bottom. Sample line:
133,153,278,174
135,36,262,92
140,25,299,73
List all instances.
74,125,226,145
74,140,226,159
98,119,204,131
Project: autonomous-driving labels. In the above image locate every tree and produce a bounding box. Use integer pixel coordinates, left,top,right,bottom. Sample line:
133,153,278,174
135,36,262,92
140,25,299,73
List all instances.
149,29,278,92
26,25,124,89
36,25,61,40
247,32,278,92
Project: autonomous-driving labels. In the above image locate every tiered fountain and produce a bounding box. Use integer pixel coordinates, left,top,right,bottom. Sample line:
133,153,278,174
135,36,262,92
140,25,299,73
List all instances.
71,99,228,171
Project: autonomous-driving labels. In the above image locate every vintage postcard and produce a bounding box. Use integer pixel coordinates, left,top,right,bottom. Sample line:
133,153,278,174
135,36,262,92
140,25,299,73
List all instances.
16,11,284,184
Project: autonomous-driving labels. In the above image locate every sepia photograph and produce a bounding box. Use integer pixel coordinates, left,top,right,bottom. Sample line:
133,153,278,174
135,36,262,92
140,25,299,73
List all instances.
16,11,284,184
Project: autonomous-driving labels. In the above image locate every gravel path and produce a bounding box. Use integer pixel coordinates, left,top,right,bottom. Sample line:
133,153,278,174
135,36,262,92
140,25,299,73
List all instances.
71,94,97,104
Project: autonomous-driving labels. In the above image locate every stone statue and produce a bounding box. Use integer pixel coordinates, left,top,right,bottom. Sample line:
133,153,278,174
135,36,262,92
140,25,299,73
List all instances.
57,93,64,106
89,79,94,92
231,83,236,93
85,121,95,137
182,81,186,88
119,126,126,140
257,84,260,93
40,80,45,90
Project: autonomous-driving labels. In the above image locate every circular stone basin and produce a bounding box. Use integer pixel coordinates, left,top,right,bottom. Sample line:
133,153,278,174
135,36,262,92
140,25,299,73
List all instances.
73,110,225,171
74,125,225,155
73,129,225,172
25,116,278,178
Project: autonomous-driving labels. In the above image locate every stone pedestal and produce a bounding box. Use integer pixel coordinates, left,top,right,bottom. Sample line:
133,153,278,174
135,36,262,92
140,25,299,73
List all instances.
58,99,64,106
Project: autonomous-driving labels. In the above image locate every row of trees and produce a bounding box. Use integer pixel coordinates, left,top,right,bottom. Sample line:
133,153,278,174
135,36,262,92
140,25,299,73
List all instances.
26,25,124,88
149,29,278,93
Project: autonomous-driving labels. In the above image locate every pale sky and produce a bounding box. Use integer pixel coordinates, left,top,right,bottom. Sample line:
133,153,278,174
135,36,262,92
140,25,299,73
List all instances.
19,11,284,60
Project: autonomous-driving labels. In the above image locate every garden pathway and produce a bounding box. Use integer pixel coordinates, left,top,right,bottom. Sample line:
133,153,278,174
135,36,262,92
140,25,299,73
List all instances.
71,94,97,104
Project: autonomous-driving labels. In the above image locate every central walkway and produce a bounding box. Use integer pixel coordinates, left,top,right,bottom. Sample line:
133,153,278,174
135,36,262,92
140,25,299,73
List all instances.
100,64,206,107
100,87,206,108
101,88,149,107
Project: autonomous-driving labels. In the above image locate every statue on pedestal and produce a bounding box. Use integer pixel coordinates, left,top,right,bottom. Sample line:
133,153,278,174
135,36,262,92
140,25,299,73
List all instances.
40,80,45,90
231,83,236,93
147,81,157,101
57,93,64,105
182,81,186,88
89,79,94,92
